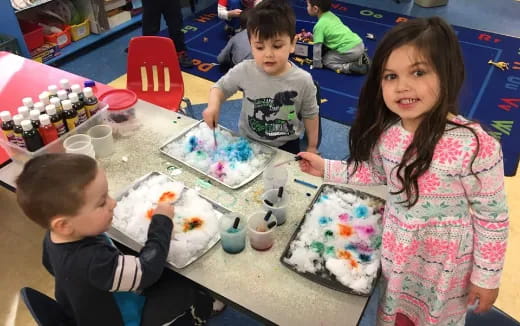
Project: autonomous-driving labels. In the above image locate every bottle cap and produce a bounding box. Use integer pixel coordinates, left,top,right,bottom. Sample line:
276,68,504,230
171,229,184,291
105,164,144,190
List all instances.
60,78,70,89
84,80,96,88
18,106,29,118
50,97,61,106
13,114,24,125
48,85,58,94
22,97,34,108
21,120,34,131
57,90,68,100
0,111,12,122
45,104,57,115
71,84,82,94
83,87,94,97
62,100,73,111
39,114,51,125
68,92,79,102
34,102,45,113
30,110,40,120
39,92,50,105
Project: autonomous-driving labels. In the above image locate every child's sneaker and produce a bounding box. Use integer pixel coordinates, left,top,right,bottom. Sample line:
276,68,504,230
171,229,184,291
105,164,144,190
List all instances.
359,52,371,66
178,51,194,68
347,62,369,75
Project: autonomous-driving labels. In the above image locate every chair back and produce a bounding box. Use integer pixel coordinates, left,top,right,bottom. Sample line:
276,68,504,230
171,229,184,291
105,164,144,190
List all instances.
20,287,74,326
126,36,184,111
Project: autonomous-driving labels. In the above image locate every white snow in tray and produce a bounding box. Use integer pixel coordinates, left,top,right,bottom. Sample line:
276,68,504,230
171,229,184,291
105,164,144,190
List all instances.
283,187,384,294
112,174,221,267
163,123,271,186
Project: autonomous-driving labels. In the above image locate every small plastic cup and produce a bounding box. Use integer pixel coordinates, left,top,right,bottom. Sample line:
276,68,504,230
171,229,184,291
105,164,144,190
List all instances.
63,134,95,158
261,188,288,225
263,164,288,192
219,213,247,254
247,211,277,251
88,124,114,158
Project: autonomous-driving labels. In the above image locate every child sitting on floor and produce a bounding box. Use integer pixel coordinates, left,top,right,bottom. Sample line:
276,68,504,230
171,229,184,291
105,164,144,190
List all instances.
306,0,370,74
217,9,253,71
16,153,224,326
205,0,320,155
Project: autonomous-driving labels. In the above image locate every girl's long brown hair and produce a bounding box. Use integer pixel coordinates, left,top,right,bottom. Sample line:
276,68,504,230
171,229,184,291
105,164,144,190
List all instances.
348,17,479,208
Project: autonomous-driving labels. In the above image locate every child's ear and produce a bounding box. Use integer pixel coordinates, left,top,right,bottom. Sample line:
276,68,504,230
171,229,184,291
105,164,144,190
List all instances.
50,216,74,236
290,35,297,53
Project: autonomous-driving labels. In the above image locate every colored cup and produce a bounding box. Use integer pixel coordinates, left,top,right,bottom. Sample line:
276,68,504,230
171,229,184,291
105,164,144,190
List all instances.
247,211,277,251
218,213,247,254
261,188,288,225
87,124,114,158
263,164,288,192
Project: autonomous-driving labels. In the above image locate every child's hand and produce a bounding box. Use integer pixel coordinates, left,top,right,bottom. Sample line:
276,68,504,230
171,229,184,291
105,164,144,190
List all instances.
153,202,175,219
202,107,219,130
229,8,242,18
467,283,499,313
297,152,324,177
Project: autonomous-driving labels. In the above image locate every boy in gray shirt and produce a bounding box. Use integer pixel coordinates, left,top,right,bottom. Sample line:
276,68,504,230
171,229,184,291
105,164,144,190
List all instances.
204,0,319,154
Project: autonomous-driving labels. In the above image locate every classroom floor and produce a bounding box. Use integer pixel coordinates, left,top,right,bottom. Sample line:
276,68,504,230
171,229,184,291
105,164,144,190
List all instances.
1,0,519,325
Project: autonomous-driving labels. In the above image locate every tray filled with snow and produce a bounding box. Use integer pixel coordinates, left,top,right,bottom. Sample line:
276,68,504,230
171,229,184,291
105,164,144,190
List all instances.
160,120,276,189
281,184,385,296
111,172,229,268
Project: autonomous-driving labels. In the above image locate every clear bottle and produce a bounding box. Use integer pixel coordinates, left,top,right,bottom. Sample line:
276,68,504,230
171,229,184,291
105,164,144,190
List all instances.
29,109,41,129
83,87,99,117
50,97,63,118
71,84,85,103
69,92,87,124
38,114,59,145
22,97,34,110
0,111,17,146
21,120,44,152
48,85,59,99
18,106,29,119
60,78,72,94
62,100,78,131
45,104,66,137
12,114,26,148
34,102,45,114
39,92,51,106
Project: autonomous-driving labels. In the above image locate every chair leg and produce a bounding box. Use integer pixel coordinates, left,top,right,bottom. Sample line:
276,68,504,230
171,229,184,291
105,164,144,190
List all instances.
182,98,194,118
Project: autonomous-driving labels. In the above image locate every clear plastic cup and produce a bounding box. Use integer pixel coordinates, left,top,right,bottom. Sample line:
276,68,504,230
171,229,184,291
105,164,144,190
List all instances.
263,164,288,192
247,211,277,251
63,134,95,158
261,188,288,225
218,213,247,254
87,124,114,158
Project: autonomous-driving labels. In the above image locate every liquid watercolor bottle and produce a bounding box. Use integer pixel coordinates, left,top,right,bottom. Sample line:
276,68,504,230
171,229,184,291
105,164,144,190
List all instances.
50,97,63,118
62,100,79,131
29,109,41,129
69,92,87,124
71,84,85,103
0,111,17,146
22,97,34,110
18,106,29,119
45,104,67,137
83,87,99,117
38,114,59,145
12,114,26,148
21,120,44,152
34,102,45,114
48,85,59,99
39,92,51,106
60,78,72,94
57,90,68,103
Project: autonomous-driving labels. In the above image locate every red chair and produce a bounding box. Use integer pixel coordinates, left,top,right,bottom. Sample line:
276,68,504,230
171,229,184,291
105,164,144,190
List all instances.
126,36,193,116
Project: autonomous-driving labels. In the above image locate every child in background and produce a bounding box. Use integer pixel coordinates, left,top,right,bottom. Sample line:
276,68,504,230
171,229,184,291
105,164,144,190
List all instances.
205,0,320,154
218,0,262,35
217,9,253,71
306,0,369,75
16,153,224,326
297,17,509,325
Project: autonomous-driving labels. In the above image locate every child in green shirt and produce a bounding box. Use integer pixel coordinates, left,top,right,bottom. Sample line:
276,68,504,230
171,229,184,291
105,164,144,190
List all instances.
306,0,370,74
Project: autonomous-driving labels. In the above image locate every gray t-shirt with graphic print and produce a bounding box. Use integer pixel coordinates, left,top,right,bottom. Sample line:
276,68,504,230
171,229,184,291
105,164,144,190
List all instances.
214,59,319,147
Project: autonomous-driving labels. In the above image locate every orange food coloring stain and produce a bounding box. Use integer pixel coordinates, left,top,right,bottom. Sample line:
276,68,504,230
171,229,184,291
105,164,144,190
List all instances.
183,217,204,232
338,250,352,260
338,224,353,237
159,191,176,202
145,208,154,219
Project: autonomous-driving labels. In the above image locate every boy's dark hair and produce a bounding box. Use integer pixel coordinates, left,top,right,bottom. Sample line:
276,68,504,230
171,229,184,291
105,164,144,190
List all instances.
239,8,249,30
349,17,480,208
308,0,331,12
16,153,98,228
247,0,296,41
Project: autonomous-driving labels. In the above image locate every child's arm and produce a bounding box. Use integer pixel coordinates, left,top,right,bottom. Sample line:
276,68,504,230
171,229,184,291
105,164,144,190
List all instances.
203,88,225,129
303,116,319,153
217,1,242,20
461,133,508,297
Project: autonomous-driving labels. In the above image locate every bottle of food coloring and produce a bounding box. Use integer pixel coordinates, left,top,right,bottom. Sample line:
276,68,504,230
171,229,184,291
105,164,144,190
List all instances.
21,120,43,152
0,111,17,146
39,92,51,106
45,104,66,137
34,102,45,114
38,114,59,145
57,90,68,102
60,78,72,94
18,106,29,119
29,109,41,129
83,87,99,117
12,114,26,148
22,97,34,110
69,92,87,124
62,100,78,131
50,97,63,118
71,84,85,103
48,85,59,99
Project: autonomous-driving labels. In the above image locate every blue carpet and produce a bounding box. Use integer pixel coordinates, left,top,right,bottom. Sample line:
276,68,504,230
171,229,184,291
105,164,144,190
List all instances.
165,1,519,176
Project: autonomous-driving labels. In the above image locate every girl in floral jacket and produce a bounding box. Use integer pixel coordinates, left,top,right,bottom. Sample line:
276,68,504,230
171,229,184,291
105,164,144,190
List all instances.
298,17,509,326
